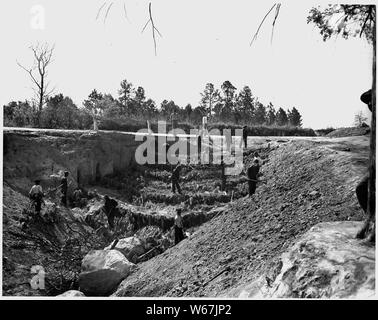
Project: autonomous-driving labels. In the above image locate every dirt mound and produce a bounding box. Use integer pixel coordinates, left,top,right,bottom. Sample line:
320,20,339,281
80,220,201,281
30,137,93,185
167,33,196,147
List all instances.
114,137,369,297
327,127,370,138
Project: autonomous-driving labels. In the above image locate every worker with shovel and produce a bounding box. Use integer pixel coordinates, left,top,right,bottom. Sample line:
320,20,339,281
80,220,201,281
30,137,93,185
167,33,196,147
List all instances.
28,179,45,215
171,163,183,194
103,195,120,230
247,159,263,196
21,179,46,230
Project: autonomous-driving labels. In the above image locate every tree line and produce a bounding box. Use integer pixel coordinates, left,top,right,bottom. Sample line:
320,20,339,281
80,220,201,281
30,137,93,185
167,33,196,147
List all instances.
3,79,303,130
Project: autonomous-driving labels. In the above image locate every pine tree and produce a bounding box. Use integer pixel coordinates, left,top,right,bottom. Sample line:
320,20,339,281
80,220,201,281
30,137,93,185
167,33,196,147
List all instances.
200,83,220,119
83,89,104,130
220,81,237,122
266,102,276,126
288,107,303,127
118,79,134,115
236,86,255,124
254,102,267,125
276,107,288,126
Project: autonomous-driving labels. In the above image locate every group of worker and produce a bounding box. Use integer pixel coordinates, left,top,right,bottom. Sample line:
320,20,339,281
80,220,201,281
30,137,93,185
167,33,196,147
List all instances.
29,170,122,233
27,124,260,246
170,149,263,245
28,171,71,217
170,150,262,197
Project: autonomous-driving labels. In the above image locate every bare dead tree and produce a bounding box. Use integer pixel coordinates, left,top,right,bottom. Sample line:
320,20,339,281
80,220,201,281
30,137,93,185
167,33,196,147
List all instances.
142,2,162,56
17,43,55,119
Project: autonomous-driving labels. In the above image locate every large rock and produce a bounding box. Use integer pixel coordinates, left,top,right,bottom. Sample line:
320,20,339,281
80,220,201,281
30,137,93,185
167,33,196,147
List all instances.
105,236,145,263
79,249,136,296
231,221,375,299
57,290,85,297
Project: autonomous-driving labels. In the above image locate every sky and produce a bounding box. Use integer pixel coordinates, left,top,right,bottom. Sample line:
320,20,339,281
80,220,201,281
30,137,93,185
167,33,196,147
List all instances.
0,0,374,129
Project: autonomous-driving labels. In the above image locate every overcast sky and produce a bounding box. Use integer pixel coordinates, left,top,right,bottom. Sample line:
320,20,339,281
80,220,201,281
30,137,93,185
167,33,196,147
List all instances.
0,0,373,129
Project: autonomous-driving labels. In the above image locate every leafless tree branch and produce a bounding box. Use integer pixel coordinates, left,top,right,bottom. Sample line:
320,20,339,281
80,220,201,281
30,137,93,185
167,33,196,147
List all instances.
96,2,107,20
123,2,130,23
271,3,281,44
104,2,114,24
250,3,278,46
142,2,162,56
16,60,41,89
141,19,151,33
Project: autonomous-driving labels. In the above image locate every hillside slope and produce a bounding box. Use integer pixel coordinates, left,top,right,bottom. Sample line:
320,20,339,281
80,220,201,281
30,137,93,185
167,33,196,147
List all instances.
2,182,107,296
114,136,369,297
227,221,375,299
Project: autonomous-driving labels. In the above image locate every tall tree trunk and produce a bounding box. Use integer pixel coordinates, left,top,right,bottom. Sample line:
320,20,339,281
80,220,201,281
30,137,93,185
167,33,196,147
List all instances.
367,19,376,242
357,18,376,242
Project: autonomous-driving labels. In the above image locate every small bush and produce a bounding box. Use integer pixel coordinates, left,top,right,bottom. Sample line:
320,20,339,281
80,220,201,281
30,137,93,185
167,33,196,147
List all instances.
208,123,316,137
99,118,195,134
315,127,335,136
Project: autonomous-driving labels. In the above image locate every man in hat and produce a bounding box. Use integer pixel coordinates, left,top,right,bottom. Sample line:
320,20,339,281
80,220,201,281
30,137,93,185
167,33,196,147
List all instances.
171,163,182,194
103,195,120,230
247,159,261,196
356,89,374,233
73,187,84,208
253,151,262,166
29,179,45,215
174,208,185,245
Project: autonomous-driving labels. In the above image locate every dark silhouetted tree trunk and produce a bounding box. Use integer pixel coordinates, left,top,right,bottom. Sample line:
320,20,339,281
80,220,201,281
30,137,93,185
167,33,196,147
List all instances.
357,18,376,242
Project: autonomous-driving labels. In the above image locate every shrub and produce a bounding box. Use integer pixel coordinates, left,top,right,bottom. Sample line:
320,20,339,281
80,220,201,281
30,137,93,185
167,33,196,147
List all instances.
208,123,316,137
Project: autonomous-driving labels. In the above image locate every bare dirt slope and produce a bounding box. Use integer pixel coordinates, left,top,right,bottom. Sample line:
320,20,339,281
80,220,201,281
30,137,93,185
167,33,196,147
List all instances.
114,136,369,297
2,182,107,296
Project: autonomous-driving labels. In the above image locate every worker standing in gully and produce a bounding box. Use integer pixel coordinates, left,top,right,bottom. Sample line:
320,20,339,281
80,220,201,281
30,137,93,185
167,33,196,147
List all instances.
174,208,185,245
171,163,183,194
29,179,45,215
247,159,261,196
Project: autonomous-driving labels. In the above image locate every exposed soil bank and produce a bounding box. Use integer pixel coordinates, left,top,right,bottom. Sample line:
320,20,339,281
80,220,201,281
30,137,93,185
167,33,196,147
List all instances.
4,130,140,193
114,137,370,297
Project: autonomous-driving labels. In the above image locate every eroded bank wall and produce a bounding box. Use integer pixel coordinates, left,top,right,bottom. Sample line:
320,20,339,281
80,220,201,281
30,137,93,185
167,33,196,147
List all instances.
3,130,141,193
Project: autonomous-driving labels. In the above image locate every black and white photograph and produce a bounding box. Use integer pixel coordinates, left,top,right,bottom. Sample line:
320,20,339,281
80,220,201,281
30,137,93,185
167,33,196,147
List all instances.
0,0,376,304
